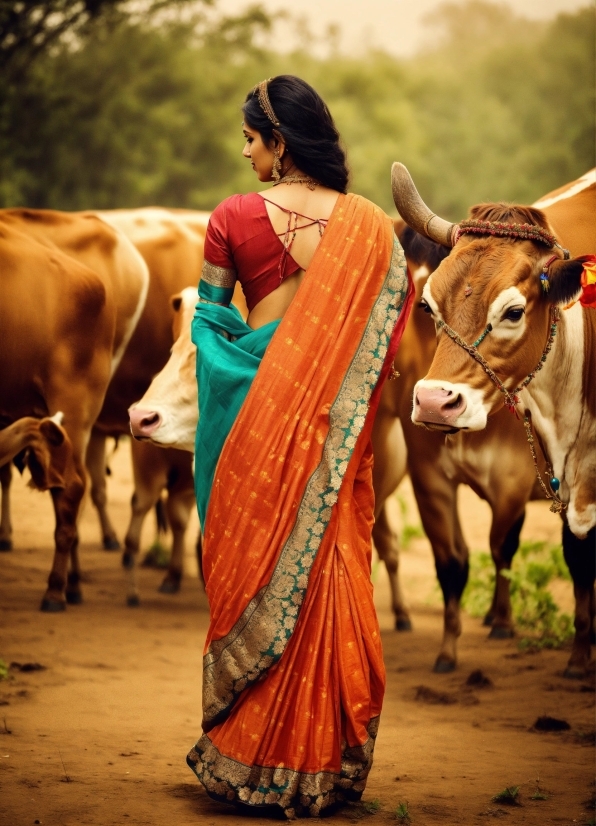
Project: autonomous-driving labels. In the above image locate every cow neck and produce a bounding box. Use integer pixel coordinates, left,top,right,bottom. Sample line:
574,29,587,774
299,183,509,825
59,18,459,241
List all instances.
436,306,566,514
519,302,588,522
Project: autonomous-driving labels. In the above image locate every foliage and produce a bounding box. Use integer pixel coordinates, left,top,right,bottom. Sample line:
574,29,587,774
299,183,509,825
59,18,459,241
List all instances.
362,798,382,813
395,801,411,822
492,786,520,805
0,2,592,214
462,541,574,649
0,658,8,681
0,0,210,81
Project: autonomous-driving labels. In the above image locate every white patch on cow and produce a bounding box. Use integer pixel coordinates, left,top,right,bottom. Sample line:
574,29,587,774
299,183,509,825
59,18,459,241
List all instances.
533,169,596,209
521,300,596,537
413,378,490,430
96,208,210,246
131,287,198,453
412,264,429,284
50,411,64,426
109,234,150,376
486,286,527,342
421,278,444,323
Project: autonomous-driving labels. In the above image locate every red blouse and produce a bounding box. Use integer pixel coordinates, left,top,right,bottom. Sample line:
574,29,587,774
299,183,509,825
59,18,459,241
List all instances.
203,192,319,312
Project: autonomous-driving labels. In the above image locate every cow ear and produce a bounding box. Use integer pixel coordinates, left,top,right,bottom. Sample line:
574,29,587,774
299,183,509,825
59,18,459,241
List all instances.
171,294,182,312
39,419,65,447
546,257,585,306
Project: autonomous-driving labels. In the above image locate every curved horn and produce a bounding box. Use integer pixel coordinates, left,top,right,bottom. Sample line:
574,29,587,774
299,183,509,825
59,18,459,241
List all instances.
391,162,455,248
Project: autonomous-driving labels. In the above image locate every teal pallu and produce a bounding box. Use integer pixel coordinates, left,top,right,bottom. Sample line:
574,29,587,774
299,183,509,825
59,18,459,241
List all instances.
191,296,280,528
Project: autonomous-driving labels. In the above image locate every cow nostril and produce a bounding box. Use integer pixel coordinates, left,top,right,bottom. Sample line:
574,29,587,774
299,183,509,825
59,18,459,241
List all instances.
444,394,463,411
141,412,160,428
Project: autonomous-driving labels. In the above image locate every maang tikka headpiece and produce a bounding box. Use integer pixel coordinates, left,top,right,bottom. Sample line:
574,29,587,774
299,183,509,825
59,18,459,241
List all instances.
254,78,281,127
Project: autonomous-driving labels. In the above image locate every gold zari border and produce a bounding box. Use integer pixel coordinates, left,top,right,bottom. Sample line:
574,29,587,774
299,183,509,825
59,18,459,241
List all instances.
202,260,236,288
187,717,380,819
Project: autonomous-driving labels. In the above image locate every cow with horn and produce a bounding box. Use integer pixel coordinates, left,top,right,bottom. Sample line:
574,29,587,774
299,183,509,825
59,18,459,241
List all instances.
391,163,596,677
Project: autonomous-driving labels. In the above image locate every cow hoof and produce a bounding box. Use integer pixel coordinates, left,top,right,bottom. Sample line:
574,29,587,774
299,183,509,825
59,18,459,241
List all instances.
127,595,140,608
395,617,412,632
40,597,66,613
103,537,121,551
433,656,456,674
158,579,180,595
488,626,514,640
482,612,494,627
563,665,587,680
65,590,83,605
0,539,12,551
122,552,134,570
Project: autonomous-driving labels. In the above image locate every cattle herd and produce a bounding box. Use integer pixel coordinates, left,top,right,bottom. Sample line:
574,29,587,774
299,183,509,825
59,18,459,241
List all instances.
1,170,594,680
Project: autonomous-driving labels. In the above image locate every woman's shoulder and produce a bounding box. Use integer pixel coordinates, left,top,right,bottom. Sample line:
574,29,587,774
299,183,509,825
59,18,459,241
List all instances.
212,192,262,220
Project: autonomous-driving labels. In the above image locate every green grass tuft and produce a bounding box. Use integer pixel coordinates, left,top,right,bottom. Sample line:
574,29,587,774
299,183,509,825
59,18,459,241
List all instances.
395,801,411,821
463,541,573,649
0,659,8,681
492,786,521,805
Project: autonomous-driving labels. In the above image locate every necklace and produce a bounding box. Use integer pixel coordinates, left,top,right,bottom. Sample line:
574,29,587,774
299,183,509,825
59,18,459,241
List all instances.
273,174,318,190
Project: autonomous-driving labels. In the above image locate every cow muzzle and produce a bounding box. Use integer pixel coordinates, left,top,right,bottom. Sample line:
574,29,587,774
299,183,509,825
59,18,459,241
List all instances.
412,380,489,432
129,407,162,440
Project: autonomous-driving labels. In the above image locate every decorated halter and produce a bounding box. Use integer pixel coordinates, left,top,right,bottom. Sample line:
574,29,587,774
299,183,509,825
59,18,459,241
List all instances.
435,219,568,513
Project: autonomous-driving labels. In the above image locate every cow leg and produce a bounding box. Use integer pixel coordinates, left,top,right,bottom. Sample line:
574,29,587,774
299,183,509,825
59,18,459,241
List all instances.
371,410,409,630
42,459,86,611
372,504,411,630
563,524,596,679
0,463,12,551
159,475,194,594
411,467,468,673
484,509,525,638
123,448,168,607
86,429,120,550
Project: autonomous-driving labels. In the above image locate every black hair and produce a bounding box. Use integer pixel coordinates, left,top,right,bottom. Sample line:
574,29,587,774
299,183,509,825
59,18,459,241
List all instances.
242,75,349,194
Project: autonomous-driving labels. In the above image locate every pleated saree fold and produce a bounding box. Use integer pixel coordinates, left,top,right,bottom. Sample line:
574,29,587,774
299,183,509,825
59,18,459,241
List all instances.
188,193,413,818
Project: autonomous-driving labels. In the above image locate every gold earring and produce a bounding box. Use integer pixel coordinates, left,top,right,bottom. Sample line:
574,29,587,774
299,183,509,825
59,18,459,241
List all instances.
271,147,282,183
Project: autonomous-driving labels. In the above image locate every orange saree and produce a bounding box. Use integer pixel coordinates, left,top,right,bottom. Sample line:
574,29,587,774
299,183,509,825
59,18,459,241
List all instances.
187,193,413,818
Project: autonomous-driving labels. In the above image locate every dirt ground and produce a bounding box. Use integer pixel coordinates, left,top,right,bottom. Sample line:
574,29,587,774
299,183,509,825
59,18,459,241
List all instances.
0,439,594,826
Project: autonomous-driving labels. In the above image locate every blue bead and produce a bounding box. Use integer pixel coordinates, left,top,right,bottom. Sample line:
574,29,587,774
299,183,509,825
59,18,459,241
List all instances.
550,477,560,492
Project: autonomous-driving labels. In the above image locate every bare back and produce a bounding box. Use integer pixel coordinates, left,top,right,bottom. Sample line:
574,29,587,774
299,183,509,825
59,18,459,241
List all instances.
247,185,340,329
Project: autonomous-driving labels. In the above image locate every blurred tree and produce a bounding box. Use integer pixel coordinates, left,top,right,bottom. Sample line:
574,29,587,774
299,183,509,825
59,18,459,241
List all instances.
0,0,213,81
0,1,592,215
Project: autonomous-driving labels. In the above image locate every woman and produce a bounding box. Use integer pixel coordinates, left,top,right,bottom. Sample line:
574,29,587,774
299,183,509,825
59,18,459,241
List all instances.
187,75,413,819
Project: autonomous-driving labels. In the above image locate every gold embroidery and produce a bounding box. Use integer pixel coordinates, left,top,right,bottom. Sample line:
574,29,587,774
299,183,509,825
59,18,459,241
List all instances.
202,235,408,725
202,260,236,288
187,717,381,817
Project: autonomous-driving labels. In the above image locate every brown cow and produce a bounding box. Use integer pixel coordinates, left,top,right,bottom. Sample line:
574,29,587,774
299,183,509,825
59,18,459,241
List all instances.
0,414,71,488
392,165,596,676
0,210,149,609
0,208,210,601
372,226,547,670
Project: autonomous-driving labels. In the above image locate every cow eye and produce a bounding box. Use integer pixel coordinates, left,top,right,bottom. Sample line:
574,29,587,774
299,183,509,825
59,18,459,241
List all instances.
503,306,524,322
418,300,433,314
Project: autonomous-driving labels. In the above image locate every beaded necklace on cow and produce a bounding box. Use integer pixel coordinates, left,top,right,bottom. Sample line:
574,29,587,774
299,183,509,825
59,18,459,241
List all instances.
435,219,570,514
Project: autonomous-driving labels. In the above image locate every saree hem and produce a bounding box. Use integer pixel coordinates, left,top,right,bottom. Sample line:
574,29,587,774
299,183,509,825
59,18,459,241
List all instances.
187,716,380,820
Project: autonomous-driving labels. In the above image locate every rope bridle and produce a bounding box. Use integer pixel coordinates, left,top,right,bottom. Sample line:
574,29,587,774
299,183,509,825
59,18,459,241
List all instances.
434,219,568,514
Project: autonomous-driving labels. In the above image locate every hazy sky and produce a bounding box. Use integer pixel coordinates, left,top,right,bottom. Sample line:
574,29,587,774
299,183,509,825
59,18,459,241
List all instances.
216,0,589,56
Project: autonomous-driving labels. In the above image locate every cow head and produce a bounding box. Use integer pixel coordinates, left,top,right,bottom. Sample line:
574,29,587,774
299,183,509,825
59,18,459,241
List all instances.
391,162,586,432
128,287,198,452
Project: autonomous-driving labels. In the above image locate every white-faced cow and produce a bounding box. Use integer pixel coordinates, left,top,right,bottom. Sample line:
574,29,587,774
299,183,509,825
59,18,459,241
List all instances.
0,210,149,610
392,164,596,677
88,209,210,601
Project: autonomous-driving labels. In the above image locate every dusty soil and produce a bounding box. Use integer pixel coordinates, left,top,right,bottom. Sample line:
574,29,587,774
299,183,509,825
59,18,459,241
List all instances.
0,440,594,826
